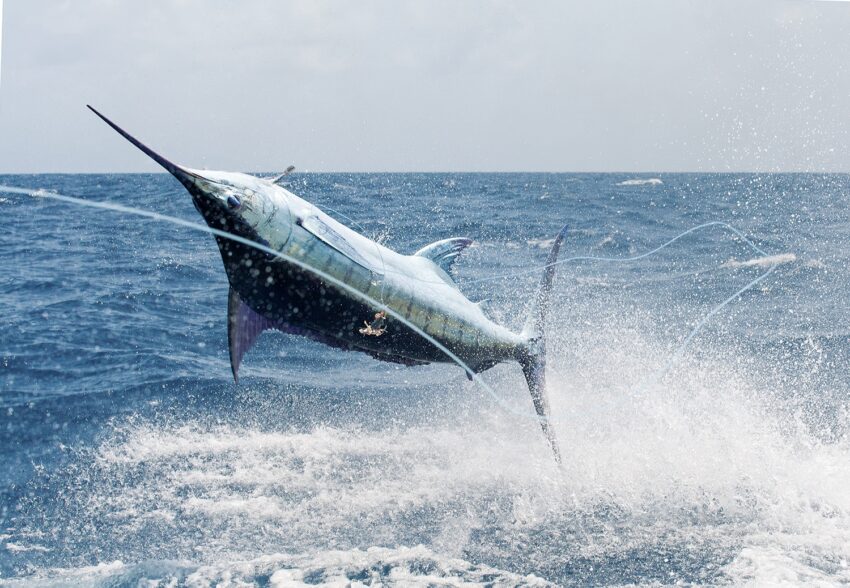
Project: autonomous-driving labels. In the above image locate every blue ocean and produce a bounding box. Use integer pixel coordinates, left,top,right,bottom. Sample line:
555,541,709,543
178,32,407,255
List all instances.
1,173,848,586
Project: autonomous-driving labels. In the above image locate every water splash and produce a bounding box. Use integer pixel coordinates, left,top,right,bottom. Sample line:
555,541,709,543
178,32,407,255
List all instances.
12,333,850,584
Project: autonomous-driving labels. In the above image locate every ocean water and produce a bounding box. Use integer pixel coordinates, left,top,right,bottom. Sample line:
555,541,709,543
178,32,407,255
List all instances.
0,172,849,586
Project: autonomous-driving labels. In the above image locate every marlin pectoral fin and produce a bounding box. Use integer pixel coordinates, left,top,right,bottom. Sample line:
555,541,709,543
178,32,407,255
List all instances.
414,237,473,277
227,287,275,383
298,215,378,272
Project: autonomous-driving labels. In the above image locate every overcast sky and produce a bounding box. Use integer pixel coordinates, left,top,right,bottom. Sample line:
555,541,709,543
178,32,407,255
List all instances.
1,0,849,173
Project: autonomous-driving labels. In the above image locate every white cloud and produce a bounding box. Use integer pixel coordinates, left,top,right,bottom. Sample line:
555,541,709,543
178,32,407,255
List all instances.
0,0,4,88
0,0,849,172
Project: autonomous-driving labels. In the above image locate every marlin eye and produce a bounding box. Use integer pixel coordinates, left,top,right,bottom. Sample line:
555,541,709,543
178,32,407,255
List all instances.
226,195,241,209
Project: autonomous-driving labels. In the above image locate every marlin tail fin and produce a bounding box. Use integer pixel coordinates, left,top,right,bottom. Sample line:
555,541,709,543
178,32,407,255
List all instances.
519,224,569,463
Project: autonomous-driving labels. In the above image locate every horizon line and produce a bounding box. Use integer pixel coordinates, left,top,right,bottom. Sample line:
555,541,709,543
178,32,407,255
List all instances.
1,169,849,175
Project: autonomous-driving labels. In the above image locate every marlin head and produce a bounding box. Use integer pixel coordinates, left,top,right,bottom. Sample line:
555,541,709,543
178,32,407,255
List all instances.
87,105,295,254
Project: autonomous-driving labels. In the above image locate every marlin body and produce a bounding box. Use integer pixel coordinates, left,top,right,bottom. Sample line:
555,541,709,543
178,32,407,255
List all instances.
88,106,567,461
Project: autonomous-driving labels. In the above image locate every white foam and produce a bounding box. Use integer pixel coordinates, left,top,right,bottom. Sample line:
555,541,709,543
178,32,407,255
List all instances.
13,548,553,587
262,546,553,587
4,560,127,586
723,543,850,586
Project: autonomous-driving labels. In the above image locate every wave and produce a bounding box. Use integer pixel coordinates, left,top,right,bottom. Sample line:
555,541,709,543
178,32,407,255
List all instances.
10,547,554,587
2,173,846,585
616,178,663,186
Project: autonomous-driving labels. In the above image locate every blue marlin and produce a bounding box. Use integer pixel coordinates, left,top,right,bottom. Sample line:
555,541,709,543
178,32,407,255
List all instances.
88,106,568,461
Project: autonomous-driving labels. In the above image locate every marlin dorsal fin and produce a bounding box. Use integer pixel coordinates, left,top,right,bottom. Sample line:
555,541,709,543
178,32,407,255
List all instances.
227,287,275,383
414,237,473,277
269,165,296,185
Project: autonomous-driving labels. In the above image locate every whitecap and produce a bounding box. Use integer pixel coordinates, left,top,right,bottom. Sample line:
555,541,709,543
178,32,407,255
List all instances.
723,252,797,268
617,178,663,186
5,542,51,553
526,238,556,249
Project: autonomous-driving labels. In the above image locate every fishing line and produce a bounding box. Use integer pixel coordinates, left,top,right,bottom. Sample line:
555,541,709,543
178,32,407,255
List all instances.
0,185,547,425
644,264,776,390
358,220,772,291
464,221,769,285
469,220,781,395
1,185,785,433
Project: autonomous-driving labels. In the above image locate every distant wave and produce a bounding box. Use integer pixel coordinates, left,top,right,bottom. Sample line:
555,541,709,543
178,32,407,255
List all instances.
723,253,797,268
617,178,663,186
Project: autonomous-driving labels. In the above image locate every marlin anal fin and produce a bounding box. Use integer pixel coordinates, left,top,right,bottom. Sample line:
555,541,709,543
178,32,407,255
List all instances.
227,287,275,383
415,237,473,277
